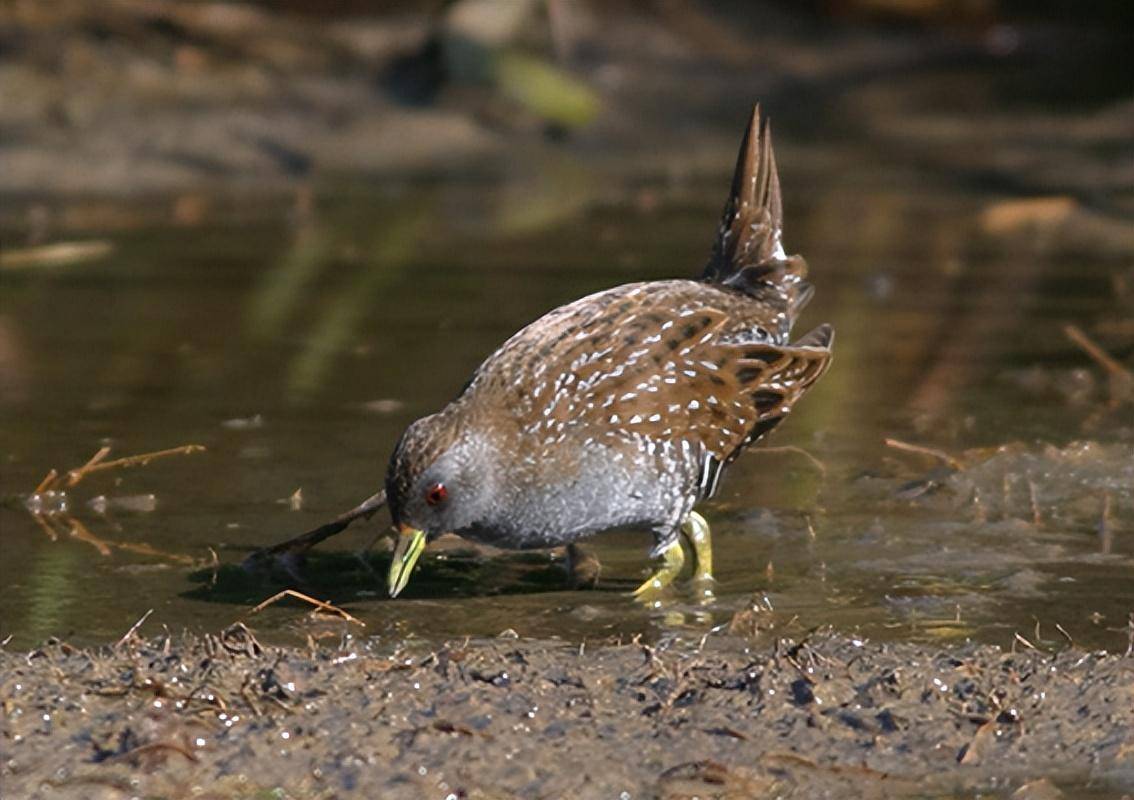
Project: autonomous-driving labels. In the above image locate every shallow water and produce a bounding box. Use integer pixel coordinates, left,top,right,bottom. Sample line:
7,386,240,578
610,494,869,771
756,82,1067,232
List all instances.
2,142,1131,653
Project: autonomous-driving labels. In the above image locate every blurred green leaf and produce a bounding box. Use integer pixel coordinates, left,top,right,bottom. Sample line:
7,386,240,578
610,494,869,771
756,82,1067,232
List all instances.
493,50,600,128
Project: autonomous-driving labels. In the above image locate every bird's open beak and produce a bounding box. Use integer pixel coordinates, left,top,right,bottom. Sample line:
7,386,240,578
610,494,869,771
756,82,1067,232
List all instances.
387,524,427,598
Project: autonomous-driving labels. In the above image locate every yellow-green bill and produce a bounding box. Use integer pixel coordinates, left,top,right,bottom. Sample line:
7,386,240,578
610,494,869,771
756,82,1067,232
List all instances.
388,527,427,597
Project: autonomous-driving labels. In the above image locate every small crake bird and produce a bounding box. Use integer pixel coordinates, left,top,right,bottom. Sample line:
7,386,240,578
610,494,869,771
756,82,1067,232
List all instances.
384,106,834,600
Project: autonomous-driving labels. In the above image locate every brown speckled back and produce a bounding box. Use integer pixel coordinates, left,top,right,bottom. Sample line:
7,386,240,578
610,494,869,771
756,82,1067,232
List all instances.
462,279,830,471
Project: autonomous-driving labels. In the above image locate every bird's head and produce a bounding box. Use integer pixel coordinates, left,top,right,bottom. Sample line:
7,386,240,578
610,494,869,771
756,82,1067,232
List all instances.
384,411,497,597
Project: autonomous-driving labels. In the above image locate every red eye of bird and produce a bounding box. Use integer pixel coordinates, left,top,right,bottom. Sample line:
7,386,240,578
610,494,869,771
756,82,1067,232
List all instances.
425,483,447,506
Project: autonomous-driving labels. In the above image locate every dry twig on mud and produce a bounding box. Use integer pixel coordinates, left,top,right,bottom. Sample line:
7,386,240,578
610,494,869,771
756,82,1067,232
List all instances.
115,608,154,649
239,674,264,717
218,623,263,657
761,751,893,781
105,740,198,765
249,589,365,627
958,719,997,765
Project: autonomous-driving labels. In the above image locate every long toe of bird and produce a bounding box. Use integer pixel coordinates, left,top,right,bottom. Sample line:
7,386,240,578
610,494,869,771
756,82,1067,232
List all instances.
631,539,686,603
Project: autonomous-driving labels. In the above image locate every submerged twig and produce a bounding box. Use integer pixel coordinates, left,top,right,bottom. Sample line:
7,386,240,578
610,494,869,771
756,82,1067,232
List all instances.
30,503,200,563
1098,491,1113,555
242,490,387,568
1028,478,1041,527
249,589,365,627
71,446,112,483
113,540,198,566
33,470,58,495
1064,324,1133,408
30,444,204,494
60,445,205,489
22,444,207,566
884,438,964,471
67,517,112,557
29,512,59,542
208,547,220,588
754,446,827,477
1064,324,1131,378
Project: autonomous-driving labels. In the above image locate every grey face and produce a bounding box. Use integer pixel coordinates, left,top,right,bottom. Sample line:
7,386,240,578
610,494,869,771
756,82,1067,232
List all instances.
393,453,460,537
386,415,501,598
386,415,495,539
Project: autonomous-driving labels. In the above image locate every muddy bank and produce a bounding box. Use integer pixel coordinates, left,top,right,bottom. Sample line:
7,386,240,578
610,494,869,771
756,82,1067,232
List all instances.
2,627,1131,799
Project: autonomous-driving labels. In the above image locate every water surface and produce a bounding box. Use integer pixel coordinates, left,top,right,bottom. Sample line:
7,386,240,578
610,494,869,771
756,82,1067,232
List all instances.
2,146,1131,652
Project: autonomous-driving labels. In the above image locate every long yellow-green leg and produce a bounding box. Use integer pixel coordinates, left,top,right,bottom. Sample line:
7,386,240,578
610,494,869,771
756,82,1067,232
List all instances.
682,510,715,601
682,511,713,581
632,539,685,599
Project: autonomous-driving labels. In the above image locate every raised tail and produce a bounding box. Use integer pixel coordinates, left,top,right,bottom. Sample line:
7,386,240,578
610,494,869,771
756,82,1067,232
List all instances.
701,105,813,334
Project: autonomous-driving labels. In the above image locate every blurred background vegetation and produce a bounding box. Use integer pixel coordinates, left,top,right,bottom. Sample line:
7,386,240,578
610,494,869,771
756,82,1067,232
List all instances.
2,0,1131,202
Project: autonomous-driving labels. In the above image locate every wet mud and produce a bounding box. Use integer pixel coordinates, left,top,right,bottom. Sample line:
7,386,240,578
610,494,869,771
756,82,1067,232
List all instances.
2,627,1132,799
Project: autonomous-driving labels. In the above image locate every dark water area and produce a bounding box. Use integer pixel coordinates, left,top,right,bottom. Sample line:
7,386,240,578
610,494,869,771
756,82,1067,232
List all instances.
3,148,1130,654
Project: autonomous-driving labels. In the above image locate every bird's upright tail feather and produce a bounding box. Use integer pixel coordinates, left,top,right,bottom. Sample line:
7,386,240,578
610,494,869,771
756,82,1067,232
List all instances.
701,105,813,326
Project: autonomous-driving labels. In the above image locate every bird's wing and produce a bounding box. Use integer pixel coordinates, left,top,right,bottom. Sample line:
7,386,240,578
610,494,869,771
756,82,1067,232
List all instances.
469,281,832,472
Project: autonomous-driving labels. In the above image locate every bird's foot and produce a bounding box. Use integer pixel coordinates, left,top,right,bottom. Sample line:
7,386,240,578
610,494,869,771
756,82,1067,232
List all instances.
566,542,602,589
682,510,716,603
632,539,685,601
